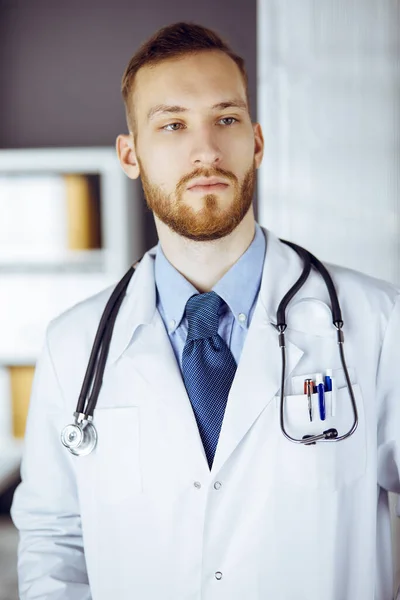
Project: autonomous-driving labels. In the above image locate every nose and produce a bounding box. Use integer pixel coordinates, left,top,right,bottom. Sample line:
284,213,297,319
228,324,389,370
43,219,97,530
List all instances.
189,127,222,167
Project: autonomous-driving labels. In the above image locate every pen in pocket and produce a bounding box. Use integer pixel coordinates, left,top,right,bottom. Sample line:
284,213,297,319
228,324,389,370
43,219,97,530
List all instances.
315,373,326,421
303,378,313,422
325,369,336,417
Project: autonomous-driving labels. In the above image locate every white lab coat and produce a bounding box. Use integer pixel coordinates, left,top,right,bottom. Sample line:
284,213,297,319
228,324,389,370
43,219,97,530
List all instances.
11,227,400,600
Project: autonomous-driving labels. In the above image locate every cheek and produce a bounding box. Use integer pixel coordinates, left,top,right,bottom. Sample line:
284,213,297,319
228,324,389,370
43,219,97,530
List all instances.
139,147,176,188
140,135,193,191
219,129,255,164
233,131,255,156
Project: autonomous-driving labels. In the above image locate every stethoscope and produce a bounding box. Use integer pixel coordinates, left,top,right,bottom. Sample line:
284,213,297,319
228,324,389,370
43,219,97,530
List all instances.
61,240,358,456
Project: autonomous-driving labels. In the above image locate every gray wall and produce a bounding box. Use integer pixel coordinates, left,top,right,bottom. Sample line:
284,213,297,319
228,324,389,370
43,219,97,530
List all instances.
0,0,257,247
0,0,257,148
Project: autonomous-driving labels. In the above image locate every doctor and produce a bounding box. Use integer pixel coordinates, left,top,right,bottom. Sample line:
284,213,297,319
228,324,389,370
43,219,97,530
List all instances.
11,21,400,600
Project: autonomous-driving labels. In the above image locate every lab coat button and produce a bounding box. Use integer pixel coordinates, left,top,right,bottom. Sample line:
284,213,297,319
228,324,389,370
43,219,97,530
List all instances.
194,481,201,489
215,571,223,580
214,481,222,490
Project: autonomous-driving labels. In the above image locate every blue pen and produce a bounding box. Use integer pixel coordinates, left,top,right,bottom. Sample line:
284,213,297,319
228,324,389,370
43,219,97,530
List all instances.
316,373,326,420
324,371,332,393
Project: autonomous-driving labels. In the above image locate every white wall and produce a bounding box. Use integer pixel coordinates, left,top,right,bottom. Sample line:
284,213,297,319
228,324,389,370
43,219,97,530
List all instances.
257,0,400,590
257,0,400,284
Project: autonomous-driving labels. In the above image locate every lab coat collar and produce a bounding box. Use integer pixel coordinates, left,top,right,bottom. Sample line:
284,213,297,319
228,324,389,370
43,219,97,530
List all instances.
108,226,333,365
210,230,333,474
107,226,335,475
259,228,335,337
258,227,304,325
109,225,269,365
210,228,306,473
108,250,158,364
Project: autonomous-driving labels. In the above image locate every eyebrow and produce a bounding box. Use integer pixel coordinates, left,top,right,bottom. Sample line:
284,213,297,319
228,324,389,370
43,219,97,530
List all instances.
147,99,248,121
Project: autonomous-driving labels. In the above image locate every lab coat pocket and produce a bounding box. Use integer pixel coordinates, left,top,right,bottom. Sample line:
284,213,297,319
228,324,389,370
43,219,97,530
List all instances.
275,384,366,490
77,406,142,504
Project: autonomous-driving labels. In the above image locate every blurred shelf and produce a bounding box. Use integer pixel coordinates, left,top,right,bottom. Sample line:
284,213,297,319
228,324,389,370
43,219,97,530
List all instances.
0,147,144,454
0,271,116,366
0,250,105,274
0,146,141,277
0,357,36,367
0,146,143,366
0,146,122,173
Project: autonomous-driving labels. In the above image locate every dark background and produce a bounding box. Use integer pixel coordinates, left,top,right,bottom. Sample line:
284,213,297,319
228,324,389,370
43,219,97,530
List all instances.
0,0,257,247
0,0,257,148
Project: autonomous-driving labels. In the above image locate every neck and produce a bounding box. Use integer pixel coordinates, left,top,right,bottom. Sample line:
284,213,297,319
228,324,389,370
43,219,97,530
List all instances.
154,207,256,293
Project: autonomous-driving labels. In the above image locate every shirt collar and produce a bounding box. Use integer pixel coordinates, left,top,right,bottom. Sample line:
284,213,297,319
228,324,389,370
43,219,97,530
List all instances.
213,223,266,328
155,222,266,332
155,244,198,333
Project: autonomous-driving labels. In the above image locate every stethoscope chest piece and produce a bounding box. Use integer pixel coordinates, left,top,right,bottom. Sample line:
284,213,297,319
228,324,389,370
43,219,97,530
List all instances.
61,421,97,456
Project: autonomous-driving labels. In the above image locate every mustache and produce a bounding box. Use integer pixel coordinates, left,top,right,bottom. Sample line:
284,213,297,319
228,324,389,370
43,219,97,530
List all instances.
176,167,237,194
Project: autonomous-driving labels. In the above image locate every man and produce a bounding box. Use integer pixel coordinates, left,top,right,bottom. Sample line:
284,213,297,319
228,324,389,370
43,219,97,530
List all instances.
11,21,400,600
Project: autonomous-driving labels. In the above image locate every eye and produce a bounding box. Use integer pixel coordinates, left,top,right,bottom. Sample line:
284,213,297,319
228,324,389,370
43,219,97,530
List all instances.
162,123,184,131
218,117,238,126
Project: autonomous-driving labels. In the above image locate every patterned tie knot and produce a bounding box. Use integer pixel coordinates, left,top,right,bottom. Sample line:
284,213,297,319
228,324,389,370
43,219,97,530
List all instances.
185,291,224,341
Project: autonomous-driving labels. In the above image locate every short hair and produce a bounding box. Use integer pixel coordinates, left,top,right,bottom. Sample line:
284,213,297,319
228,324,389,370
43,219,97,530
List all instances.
121,22,249,134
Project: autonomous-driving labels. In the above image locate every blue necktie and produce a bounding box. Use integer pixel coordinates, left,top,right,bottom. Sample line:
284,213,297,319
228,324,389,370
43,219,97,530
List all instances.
182,292,237,469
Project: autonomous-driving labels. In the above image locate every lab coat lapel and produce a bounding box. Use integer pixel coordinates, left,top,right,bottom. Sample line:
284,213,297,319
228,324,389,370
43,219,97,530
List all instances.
211,230,306,475
108,251,209,473
127,312,209,470
108,232,333,476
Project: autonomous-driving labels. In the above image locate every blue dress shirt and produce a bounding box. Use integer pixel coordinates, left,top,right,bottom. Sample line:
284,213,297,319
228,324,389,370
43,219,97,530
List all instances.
155,223,266,368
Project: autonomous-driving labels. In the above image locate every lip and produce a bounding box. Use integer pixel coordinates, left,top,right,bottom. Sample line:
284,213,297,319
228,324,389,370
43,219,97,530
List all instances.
187,177,229,191
188,183,229,193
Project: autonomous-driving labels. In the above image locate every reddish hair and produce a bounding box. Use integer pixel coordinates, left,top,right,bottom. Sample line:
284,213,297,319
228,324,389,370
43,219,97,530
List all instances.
121,22,249,132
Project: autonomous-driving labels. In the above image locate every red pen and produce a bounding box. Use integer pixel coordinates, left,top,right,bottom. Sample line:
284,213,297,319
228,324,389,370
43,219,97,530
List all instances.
303,379,313,422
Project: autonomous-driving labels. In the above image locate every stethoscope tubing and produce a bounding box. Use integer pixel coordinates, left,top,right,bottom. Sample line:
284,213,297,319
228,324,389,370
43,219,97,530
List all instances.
62,240,359,455
75,265,136,420
278,241,358,444
278,327,358,444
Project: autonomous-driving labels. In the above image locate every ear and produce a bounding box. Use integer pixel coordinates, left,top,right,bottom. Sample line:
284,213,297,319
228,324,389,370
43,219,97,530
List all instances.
252,122,264,169
116,133,140,179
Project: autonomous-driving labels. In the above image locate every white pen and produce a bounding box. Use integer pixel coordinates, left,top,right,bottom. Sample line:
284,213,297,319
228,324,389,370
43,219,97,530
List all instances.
325,369,336,417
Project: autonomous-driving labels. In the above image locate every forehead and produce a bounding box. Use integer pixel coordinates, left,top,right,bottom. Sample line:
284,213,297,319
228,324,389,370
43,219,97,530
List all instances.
133,51,247,118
